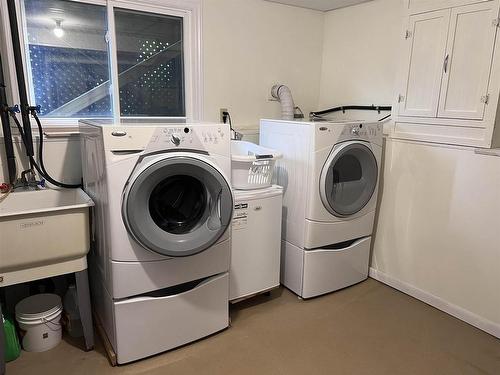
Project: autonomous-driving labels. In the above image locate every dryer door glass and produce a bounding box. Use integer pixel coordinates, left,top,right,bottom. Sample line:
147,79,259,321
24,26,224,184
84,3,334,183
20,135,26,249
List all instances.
321,142,378,217
123,156,233,257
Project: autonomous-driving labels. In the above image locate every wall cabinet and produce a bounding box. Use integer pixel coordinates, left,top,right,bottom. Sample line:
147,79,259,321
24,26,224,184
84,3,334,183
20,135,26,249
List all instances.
394,0,500,147
439,3,497,120
398,10,450,118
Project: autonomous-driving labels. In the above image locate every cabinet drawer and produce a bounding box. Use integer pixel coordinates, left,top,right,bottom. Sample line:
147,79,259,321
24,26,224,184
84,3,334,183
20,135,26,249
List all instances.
392,122,490,147
113,273,229,363
302,237,371,299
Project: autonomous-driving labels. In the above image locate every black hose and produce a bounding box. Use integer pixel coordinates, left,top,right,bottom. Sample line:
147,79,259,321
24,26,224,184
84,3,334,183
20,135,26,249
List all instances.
10,113,81,189
0,107,16,185
7,0,34,160
0,107,16,186
0,54,16,185
31,112,81,188
310,105,392,117
10,113,46,179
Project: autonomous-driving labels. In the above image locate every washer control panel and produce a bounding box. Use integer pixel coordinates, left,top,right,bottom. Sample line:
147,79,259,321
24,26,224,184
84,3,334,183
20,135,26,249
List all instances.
101,123,230,154
141,124,230,154
146,126,227,147
201,128,226,144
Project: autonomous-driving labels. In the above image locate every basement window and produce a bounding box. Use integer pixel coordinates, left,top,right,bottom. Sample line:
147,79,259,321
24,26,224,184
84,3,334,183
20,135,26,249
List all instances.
5,0,201,125
114,8,185,117
24,0,112,118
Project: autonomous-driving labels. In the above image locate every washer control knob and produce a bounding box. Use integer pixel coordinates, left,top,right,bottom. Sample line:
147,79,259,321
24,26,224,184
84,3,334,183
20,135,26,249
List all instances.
351,127,360,136
171,134,181,146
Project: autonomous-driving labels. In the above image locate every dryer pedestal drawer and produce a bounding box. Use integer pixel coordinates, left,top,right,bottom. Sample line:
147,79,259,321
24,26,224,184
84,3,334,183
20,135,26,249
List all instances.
281,237,371,299
112,272,229,364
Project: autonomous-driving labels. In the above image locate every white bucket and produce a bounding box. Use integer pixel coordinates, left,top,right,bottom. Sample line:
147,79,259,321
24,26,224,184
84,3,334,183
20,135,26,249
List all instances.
15,294,63,352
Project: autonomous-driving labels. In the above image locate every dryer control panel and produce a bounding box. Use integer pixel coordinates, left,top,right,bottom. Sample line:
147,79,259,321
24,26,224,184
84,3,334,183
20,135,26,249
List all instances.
314,121,383,149
341,123,381,139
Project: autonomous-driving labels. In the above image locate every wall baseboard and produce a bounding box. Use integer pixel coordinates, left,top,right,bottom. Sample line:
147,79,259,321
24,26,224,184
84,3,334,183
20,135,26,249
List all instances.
369,267,500,339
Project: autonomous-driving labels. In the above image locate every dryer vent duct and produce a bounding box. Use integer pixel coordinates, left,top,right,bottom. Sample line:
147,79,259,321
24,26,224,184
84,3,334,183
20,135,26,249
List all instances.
271,84,295,120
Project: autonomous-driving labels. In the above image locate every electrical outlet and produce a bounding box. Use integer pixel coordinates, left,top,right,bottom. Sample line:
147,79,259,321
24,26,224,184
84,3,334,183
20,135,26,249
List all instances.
220,108,228,123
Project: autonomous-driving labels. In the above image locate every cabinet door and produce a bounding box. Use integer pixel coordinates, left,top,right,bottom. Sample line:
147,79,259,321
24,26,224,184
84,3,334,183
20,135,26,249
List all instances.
399,10,451,118
438,2,499,120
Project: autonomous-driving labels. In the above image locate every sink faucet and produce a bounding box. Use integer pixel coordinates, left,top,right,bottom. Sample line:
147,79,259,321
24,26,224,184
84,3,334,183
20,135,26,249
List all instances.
14,169,45,190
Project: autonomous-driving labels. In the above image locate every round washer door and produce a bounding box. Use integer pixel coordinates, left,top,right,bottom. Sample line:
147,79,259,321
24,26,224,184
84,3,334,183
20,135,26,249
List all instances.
320,141,378,217
122,156,233,257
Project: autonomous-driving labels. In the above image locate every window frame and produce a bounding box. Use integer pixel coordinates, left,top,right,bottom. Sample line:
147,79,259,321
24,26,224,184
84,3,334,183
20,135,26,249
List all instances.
0,0,202,129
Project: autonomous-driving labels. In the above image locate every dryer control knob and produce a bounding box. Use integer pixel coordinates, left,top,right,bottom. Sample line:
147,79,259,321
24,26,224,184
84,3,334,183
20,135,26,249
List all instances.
351,128,360,136
171,135,181,146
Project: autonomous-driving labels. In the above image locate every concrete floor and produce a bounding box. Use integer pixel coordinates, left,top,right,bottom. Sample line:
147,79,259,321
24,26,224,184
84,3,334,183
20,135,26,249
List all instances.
6,279,500,375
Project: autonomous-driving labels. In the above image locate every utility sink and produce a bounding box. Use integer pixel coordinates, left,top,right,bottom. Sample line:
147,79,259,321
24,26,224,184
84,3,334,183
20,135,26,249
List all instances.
0,188,94,284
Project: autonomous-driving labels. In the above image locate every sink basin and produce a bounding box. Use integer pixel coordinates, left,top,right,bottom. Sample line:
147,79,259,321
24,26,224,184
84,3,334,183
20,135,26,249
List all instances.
0,188,94,283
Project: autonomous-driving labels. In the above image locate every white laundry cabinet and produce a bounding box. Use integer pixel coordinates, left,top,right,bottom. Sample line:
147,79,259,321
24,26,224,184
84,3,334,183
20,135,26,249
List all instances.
393,0,500,147
229,186,283,302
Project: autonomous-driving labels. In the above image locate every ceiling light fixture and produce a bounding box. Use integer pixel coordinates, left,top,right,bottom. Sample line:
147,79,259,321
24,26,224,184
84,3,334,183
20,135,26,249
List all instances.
53,19,64,38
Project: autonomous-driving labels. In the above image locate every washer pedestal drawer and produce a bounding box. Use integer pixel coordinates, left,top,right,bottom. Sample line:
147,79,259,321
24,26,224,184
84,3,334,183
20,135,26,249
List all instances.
281,237,371,299
112,272,229,364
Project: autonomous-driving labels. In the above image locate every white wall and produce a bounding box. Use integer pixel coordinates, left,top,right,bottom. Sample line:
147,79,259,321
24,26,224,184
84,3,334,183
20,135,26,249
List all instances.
0,136,82,185
202,0,324,128
0,0,324,182
373,140,500,334
319,0,500,336
318,0,401,110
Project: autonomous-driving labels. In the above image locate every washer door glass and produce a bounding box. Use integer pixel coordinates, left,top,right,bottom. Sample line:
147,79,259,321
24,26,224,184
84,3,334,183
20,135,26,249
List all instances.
123,156,233,257
320,142,378,217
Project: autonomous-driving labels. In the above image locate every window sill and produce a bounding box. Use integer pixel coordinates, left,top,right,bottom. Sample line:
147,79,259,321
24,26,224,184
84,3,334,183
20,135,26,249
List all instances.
43,131,81,138
8,126,81,136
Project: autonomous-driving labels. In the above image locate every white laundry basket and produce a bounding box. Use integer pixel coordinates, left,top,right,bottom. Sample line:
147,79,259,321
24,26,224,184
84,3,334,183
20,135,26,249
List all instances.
15,294,63,352
231,141,282,190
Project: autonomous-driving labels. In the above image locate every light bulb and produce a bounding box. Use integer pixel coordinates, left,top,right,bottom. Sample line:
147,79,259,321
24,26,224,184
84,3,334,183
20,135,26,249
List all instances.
53,20,64,38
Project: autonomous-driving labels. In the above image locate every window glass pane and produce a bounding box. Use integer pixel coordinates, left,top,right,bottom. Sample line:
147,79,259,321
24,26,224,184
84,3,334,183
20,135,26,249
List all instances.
24,0,111,118
114,8,185,117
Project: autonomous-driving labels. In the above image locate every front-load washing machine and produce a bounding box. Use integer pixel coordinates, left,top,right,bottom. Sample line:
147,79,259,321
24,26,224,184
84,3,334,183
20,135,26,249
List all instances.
79,119,233,363
260,119,382,299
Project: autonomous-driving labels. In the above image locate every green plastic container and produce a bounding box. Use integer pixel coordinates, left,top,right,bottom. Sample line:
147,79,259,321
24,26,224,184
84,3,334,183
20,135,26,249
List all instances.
2,310,21,362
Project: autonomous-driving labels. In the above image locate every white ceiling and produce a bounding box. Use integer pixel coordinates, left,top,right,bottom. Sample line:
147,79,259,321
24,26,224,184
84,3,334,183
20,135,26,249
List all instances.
265,0,373,12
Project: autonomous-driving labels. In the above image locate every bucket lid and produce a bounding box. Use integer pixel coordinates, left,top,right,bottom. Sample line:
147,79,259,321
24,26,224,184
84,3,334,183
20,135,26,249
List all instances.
15,294,62,320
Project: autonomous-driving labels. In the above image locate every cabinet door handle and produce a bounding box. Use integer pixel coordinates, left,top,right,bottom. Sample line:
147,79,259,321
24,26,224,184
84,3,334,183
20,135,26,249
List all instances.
443,54,449,73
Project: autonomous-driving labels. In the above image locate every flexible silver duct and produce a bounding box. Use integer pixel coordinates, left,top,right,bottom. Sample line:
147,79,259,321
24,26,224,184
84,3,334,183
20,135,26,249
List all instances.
271,84,295,120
